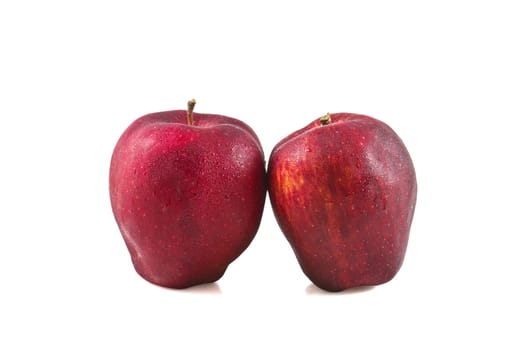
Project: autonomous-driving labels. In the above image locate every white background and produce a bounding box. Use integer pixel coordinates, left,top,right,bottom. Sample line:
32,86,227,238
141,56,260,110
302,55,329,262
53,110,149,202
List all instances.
1,1,524,348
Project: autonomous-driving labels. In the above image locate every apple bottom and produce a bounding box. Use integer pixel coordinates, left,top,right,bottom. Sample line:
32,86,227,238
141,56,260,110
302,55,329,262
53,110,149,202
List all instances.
272,185,415,292
128,246,228,288
293,242,407,292
118,206,261,289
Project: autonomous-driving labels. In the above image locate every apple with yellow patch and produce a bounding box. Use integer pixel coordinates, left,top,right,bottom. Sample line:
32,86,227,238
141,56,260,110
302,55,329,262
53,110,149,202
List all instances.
268,113,417,292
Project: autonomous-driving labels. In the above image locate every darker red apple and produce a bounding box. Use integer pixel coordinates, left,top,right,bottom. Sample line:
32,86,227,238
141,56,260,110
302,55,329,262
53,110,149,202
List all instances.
268,113,417,292
109,100,266,288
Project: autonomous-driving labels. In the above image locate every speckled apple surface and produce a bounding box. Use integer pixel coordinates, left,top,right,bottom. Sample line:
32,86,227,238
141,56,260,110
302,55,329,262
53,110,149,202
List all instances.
110,110,266,288
268,113,417,292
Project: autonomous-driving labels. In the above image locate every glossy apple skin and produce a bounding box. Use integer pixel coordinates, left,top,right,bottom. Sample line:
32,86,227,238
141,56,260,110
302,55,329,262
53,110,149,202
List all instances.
110,110,266,288
268,113,417,292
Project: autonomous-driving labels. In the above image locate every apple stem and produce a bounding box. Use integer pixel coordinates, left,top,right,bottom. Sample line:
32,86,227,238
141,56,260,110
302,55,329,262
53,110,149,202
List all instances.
187,99,196,125
320,113,331,126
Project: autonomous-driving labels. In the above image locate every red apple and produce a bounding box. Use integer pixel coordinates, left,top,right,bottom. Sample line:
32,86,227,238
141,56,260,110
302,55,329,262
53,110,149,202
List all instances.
109,100,266,288
268,113,417,292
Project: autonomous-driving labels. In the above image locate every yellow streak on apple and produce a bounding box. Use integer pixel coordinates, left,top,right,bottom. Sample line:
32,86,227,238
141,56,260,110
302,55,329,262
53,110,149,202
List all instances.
277,167,305,197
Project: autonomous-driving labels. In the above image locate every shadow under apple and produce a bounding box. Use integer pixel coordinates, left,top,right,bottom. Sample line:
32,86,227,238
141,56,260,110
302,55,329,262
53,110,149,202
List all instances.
158,282,223,295
305,283,375,295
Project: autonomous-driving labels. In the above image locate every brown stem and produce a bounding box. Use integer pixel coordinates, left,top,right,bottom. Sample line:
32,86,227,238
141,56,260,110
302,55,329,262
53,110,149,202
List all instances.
320,112,331,126
187,99,196,125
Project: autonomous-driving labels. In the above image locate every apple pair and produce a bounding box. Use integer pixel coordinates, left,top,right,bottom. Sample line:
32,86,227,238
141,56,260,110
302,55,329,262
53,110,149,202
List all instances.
109,101,417,292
